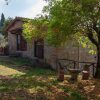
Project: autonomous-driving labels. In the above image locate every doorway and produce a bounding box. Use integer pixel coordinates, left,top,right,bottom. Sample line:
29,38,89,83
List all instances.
34,39,44,59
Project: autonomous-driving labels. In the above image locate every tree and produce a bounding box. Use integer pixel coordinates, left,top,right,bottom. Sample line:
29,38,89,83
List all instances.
23,16,49,41
2,17,13,37
23,0,100,78
0,13,5,35
44,0,100,78
0,34,7,48
0,13,5,27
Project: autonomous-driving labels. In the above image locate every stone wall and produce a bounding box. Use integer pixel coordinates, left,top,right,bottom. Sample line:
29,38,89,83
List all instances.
44,41,96,69
21,40,34,59
8,32,17,54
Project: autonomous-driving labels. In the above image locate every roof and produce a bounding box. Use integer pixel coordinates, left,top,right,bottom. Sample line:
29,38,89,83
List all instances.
6,17,31,32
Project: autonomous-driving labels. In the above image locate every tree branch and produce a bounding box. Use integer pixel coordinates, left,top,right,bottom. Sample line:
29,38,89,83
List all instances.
87,28,98,47
92,20,100,43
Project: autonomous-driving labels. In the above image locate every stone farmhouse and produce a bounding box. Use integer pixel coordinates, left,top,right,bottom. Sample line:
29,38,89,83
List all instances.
6,17,96,69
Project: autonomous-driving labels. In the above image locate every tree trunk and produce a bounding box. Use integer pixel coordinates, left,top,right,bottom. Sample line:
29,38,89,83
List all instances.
95,46,100,79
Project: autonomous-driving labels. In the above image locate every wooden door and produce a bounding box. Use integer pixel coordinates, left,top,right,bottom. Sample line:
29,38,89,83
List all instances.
34,39,44,59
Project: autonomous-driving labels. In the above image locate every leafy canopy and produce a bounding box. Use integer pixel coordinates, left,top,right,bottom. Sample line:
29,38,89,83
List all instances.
44,0,100,54
23,0,100,50
23,16,49,41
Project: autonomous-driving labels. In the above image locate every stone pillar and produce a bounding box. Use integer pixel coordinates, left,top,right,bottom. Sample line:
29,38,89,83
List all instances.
82,65,89,80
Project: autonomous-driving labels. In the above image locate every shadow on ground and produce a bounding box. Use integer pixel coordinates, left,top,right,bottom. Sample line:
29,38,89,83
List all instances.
0,56,98,100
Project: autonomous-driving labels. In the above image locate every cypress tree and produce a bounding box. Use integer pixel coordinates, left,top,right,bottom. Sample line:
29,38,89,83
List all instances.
0,13,5,27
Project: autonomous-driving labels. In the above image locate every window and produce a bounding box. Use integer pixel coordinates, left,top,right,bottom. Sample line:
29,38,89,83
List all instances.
16,34,20,50
16,34,27,51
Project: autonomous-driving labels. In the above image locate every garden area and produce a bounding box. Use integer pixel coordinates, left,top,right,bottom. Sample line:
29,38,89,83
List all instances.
0,0,100,100
0,56,99,100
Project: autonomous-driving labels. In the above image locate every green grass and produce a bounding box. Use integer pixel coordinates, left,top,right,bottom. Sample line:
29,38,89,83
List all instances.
0,57,86,100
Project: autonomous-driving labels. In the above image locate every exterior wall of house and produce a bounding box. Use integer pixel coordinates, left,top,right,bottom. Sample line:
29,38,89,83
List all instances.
8,32,17,54
8,32,34,58
44,42,57,69
20,40,34,59
8,19,34,59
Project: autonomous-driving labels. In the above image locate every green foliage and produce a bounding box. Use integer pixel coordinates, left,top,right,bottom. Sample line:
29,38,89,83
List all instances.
11,57,32,66
45,0,80,46
23,0,100,53
23,0,100,44
0,17,12,48
0,13,5,35
0,34,7,47
23,16,49,41
60,86,86,100
0,57,88,99
45,0,99,44
70,91,86,100
0,13,5,27
43,0,100,55
2,17,13,37
74,32,96,54
78,35,96,54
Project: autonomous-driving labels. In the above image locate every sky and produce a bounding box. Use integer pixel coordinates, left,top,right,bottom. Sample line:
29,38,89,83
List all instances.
0,0,47,19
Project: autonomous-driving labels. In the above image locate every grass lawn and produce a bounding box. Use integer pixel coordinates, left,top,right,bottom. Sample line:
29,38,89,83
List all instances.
0,56,99,100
